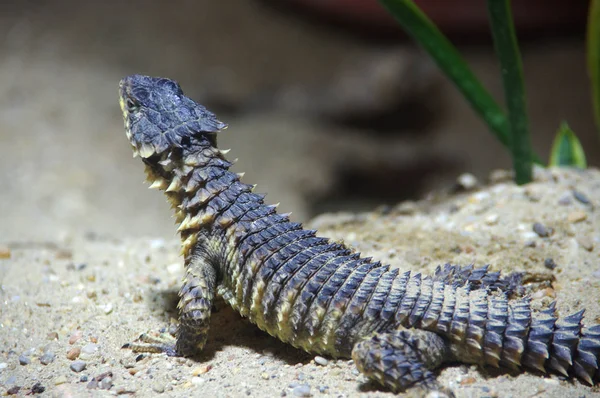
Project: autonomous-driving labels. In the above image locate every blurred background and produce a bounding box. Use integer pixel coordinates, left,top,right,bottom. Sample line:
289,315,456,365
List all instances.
0,0,595,242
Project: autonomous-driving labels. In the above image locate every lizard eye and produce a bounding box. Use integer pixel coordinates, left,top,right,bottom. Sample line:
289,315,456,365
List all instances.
125,97,140,113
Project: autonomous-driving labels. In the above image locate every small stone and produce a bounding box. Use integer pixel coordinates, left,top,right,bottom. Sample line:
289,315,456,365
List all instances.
99,377,113,390
0,246,11,259
544,258,557,270
47,332,59,340
314,356,328,366
54,375,67,385
18,355,31,365
191,365,212,376
81,343,98,355
40,351,55,365
152,382,165,393
484,214,499,225
558,194,572,206
489,169,512,183
261,372,270,380
6,386,20,395
533,222,551,237
87,379,99,389
292,384,311,397
0,362,7,369
460,376,476,385
578,236,594,251
524,240,536,248
80,375,89,382
191,377,205,385
31,382,45,394
70,360,87,372
567,211,587,223
67,347,81,360
524,188,541,202
102,303,113,314
573,190,591,205
395,201,417,215
318,385,328,393
532,288,556,300
69,330,83,345
76,263,88,271
456,173,478,190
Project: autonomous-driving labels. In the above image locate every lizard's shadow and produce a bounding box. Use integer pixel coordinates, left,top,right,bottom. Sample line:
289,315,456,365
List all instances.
146,288,312,365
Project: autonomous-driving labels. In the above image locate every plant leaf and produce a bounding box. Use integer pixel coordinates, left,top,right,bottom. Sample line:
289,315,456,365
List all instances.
377,0,543,165
588,0,600,137
487,0,532,184
549,122,587,168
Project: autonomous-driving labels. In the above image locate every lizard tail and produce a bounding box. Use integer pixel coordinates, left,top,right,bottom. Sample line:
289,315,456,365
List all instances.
522,303,600,384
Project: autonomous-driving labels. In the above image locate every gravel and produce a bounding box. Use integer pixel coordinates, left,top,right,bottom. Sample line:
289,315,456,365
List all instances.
69,361,87,373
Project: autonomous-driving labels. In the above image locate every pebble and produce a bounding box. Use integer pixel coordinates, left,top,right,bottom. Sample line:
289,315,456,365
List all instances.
0,246,11,259
40,351,55,365
261,372,270,380
81,343,98,355
70,360,87,372
87,378,99,389
191,364,212,376
484,214,499,225
6,386,20,395
318,385,329,393
456,173,478,190
488,169,512,183
18,355,30,365
54,375,67,385
292,384,311,397
152,382,165,393
558,194,572,206
468,191,490,203
573,190,591,205
69,330,83,344
459,376,476,385
47,332,59,340
544,258,557,270
191,377,205,385
533,222,551,237
395,201,417,215
567,211,587,223
99,377,113,390
31,382,45,394
67,347,81,360
578,236,594,251
102,303,113,314
0,362,8,369
314,356,328,366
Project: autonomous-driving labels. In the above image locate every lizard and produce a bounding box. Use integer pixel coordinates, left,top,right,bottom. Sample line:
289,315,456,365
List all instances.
118,74,600,394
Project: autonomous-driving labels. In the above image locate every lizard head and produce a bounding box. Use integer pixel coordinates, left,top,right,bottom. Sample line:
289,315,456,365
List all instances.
118,74,227,159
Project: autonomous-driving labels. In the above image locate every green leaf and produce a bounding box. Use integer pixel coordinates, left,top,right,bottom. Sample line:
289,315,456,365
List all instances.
376,0,543,165
486,0,532,185
588,0,600,136
377,0,509,144
549,122,587,168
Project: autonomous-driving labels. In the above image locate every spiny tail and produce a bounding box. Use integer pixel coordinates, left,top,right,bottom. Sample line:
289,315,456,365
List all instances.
523,303,600,383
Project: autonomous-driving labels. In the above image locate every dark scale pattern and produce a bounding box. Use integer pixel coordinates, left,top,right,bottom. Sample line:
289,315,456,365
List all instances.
119,74,600,393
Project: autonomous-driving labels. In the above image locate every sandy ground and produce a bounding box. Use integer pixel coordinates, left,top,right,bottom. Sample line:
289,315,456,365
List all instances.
2,166,600,397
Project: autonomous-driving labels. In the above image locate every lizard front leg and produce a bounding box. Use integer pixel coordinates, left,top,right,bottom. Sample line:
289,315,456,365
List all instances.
175,255,217,356
125,256,217,357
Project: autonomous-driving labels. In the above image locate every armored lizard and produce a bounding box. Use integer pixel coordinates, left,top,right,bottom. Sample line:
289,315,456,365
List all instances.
118,74,600,393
